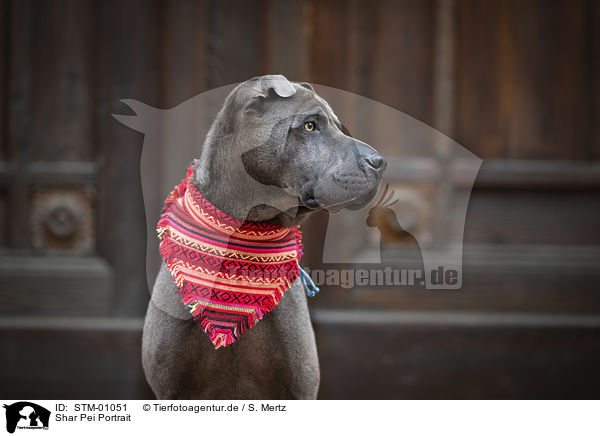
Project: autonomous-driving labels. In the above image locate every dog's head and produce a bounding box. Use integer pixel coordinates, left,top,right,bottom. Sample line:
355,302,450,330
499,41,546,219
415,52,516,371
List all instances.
195,74,386,226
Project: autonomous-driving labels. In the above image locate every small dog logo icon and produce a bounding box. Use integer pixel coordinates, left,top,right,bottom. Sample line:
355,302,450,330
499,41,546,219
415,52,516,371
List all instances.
3,402,50,434
366,183,420,247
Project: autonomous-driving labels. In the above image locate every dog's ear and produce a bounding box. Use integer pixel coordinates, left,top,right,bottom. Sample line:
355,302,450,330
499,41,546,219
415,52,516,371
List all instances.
299,82,315,92
250,75,296,99
244,75,297,114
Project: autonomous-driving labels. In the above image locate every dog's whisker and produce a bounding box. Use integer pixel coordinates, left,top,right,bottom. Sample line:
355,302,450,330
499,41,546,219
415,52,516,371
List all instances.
375,183,389,207
381,192,397,207
381,188,395,207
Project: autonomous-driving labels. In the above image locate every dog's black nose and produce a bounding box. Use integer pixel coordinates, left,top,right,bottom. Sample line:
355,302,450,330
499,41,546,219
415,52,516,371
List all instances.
365,153,387,172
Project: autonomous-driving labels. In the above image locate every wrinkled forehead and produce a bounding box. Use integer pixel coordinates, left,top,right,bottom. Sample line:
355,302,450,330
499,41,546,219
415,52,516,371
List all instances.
232,81,342,127
287,86,342,127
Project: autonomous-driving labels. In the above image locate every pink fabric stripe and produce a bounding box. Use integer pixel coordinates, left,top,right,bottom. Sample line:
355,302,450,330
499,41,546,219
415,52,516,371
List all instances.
163,220,298,254
182,295,259,312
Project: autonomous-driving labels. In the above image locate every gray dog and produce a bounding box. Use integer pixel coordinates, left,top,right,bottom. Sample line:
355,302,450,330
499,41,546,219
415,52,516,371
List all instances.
142,75,386,399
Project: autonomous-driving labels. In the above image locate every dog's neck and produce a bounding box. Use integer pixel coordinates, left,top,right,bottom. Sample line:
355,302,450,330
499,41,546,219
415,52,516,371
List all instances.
193,161,313,228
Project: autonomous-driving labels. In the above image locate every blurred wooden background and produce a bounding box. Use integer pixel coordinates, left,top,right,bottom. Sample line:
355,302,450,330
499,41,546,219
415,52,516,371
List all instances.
1,0,599,399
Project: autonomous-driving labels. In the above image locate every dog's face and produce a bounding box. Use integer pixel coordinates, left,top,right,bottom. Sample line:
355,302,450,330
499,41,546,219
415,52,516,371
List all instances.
198,75,386,225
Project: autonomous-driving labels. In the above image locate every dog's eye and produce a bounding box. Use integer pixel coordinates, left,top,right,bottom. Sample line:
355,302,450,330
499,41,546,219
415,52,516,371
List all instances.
304,121,316,132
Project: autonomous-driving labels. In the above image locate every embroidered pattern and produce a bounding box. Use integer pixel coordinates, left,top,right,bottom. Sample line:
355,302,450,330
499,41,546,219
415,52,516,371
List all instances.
157,165,303,348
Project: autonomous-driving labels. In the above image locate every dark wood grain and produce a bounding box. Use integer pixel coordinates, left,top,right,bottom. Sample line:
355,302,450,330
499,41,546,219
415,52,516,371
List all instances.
29,0,94,162
0,0,7,247
314,310,600,399
0,318,152,399
163,0,210,107
589,0,600,160
0,256,113,316
464,189,600,245
264,0,309,80
6,0,32,248
307,0,350,88
370,0,435,126
455,0,598,160
0,0,6,161
307,244,600,314
206,0,265,88
95,0,162,316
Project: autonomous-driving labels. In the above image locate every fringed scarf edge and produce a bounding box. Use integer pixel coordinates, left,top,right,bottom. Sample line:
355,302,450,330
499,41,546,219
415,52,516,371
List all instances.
156,164,304,349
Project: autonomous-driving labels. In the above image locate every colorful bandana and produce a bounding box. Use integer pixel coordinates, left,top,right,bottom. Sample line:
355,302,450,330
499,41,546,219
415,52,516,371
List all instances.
157,165,303,348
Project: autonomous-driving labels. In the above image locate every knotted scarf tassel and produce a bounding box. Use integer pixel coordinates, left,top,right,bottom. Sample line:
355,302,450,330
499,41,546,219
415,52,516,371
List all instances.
296,260,320,297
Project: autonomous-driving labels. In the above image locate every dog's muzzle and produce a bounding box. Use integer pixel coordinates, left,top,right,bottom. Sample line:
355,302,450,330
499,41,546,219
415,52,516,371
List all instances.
310,151,387,212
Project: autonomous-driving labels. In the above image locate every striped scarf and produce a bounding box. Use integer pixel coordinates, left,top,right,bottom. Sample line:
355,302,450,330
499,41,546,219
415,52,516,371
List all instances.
157,165,303,349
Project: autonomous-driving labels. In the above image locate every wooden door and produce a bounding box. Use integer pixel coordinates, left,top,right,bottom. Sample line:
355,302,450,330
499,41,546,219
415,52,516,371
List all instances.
1,0,598,399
